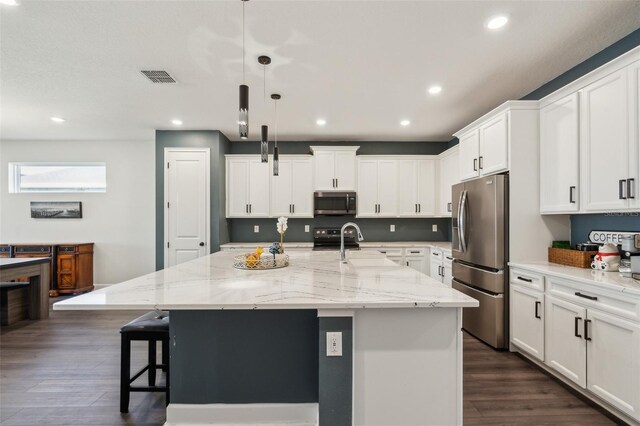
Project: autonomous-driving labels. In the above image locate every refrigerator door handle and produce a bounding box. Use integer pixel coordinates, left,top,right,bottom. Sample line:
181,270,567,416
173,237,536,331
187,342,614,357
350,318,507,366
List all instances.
458,190,468,253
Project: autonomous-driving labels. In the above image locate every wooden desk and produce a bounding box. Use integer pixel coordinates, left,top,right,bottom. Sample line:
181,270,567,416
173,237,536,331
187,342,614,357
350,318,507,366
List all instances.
0,258,50,319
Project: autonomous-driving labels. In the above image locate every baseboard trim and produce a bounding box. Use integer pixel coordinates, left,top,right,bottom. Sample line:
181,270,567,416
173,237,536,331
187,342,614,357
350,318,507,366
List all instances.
165,402,318,426
93,284,112,290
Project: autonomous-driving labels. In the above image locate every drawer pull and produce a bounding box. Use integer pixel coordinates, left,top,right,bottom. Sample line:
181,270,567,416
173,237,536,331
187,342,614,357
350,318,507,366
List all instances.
575,292,597,301
534,301,541,319
517,276,533,283
409,251,420,254
574,317,582,338
584,319,592,341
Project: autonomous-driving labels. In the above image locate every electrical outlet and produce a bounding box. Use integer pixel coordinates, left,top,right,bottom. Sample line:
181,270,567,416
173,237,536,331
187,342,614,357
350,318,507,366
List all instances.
326,332,342,357
254,225,260,233
432,224,438,232
390,224,395,232
305,225,310,233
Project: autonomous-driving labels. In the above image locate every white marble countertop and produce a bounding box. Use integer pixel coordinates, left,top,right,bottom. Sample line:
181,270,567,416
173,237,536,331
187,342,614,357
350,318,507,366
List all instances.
509,261,640,296
54,250,477,311
220,241,452,252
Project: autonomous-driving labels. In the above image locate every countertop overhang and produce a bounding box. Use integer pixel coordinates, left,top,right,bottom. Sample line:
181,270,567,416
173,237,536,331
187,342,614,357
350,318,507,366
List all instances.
54,250,477,311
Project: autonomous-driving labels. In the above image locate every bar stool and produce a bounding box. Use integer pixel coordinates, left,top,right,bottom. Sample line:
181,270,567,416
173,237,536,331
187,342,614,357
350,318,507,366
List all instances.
120,310,170,413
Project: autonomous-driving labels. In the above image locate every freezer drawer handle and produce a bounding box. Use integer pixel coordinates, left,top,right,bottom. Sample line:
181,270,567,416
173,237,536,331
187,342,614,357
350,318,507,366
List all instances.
575,292,597,301
516,276,532,283
534,301,541,319
584,319,592,341
574,317,582,338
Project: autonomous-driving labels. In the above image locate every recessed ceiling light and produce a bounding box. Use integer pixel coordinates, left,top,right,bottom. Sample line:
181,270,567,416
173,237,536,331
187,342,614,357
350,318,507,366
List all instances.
428,86,442,95
50,116,65,123
316,119,327,126
400,120,411,126
0,0,19,6
486,15,509,30
171,119,183,126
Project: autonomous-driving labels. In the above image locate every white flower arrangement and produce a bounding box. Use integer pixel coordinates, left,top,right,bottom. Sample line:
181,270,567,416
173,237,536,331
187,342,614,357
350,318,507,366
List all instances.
276,216,288,251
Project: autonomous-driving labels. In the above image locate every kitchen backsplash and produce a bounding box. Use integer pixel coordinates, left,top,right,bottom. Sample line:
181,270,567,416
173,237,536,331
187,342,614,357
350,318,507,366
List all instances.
570,213,640,246
229,217,451,243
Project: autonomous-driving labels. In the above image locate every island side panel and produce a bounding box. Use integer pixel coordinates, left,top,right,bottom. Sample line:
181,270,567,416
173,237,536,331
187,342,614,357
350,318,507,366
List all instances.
318,316,353,426
353,308,461,426
169,310,319,404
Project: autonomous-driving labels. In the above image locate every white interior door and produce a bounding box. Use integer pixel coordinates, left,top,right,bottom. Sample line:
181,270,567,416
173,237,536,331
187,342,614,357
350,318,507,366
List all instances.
165,149,210,267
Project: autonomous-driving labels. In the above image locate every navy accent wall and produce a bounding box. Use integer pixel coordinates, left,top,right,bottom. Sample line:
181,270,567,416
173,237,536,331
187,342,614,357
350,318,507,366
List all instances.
229,140,449,155
155,130,229,270
319,317,353,426
230,217,451,243
169,310,319,404
571,214,640,247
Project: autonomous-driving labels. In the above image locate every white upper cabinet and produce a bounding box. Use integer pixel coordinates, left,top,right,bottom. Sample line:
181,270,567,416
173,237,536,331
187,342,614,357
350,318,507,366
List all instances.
540,93,580,213
398,159,418,216
631,59,640,209
437,147,459,216
416,159,436,216
270,156,313,218
356,157,398,217
478,113,509,175
580,68,631,212
458,130,480,181
310,146,358,190
226,156,270,217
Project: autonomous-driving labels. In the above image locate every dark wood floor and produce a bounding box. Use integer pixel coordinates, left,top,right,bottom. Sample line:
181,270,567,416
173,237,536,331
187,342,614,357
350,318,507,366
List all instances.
0,301,619,425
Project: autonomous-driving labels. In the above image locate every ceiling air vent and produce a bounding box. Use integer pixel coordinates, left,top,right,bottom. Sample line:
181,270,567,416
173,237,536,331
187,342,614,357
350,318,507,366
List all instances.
140,70,176,84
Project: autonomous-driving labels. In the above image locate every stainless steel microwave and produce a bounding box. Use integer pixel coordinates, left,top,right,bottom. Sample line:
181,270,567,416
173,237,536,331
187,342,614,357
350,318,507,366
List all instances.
314,191,356,216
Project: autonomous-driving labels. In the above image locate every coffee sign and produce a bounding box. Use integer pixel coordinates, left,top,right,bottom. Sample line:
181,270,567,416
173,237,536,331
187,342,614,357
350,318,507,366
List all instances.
589,230,637,245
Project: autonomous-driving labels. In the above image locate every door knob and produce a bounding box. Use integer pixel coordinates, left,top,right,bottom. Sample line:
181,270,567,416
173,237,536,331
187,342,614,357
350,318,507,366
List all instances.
199,242,205,247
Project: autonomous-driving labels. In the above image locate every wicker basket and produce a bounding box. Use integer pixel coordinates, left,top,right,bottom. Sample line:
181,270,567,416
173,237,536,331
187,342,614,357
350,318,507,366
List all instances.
233,253,289,270
548,247,597,269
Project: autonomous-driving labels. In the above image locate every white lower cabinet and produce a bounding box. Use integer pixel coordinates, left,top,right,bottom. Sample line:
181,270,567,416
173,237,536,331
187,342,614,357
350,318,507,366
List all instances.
429,249,444,283
586,309,640,420
545,295,587,387
511,268,640,423
443,255,452,287
511,284,544,361
404,248,428,275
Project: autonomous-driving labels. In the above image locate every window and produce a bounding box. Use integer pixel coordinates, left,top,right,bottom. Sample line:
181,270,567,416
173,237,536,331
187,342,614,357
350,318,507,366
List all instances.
9,163,107,193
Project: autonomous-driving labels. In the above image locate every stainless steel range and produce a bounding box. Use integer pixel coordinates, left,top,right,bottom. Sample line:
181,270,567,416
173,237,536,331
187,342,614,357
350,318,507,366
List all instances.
312,227,360,251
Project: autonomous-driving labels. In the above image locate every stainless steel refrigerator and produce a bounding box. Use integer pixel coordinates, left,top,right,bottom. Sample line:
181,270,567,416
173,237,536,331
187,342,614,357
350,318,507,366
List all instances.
452,174,508,349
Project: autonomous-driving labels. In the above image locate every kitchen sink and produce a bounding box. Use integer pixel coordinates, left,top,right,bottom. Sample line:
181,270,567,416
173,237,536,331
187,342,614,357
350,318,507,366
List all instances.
348,257,398,268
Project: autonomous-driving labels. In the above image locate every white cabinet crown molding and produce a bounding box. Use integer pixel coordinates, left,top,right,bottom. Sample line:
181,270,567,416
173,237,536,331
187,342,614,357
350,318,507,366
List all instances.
310,146,360,153
437,145,459,159
453,100,539,138
540,45,640,108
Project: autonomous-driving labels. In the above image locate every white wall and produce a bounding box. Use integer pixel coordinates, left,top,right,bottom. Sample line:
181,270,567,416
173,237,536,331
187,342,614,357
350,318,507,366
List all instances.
0,140,155,284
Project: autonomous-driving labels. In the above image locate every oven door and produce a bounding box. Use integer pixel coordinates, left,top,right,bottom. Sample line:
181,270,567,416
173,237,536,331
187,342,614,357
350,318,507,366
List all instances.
314,192,356,216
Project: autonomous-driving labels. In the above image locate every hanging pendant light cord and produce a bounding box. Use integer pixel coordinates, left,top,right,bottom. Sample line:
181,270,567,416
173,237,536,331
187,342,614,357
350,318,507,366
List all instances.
275,99,278,147
242,1,246,84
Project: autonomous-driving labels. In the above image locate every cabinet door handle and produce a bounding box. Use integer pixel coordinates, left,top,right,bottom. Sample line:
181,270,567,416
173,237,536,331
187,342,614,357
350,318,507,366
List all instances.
574,317,582,338
292,204,295,214
418,204,421,213
575,291,597,301
534,301,541,319
415,204,417,213
336,178,338,188
584,319,592,341
517,276,532,283
628,178,635,199
619,179,627,199
569,186,576,204
447,202,452,212
406,261,409,266
479,156,483,170
246,204,249,213
249,204,252,213
473,158,478,171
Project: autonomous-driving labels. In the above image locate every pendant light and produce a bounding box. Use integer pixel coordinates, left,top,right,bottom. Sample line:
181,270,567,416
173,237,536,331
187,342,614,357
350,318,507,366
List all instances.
238,0,249,139
271,93,281,176
258,55,271,163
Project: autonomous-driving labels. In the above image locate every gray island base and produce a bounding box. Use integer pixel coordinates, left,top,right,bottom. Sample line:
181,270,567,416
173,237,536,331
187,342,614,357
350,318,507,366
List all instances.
55,250,477,425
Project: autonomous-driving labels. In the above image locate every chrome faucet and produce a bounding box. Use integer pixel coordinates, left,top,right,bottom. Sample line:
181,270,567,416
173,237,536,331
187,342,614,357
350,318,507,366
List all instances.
340,222,364,263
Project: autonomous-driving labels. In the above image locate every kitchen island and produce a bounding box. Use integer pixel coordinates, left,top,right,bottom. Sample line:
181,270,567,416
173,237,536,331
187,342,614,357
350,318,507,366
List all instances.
55,250,478,426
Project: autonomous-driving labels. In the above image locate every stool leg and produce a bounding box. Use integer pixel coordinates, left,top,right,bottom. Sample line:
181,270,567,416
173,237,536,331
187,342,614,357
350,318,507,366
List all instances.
166,346,170,407
162,337,169,373
120,334,131,413
148,339,157,386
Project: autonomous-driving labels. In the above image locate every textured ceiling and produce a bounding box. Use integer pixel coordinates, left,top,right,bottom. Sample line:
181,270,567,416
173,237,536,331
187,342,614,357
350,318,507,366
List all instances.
1,0,639,142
